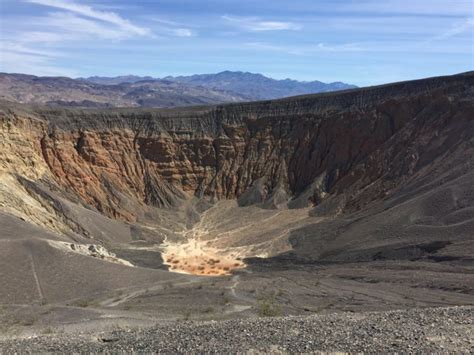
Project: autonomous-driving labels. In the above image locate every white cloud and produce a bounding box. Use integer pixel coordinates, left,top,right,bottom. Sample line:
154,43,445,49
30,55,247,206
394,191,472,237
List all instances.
244,39,471,56
172,28,194,37
433,17,474,40
245,42,303,55
315,42,364,52
20,31,65,43
222,15,301,31
148,17,187,27
41,11,137,40
147,17,196,37
25,0,150,36
245,41,365,55
0,47,77,76
332,0,473,17
1,40,62,57
0,0,153,75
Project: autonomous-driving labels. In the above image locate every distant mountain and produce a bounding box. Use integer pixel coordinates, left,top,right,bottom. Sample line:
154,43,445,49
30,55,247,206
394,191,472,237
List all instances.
82,71,357,100
164,71,357,100
0,71,356,109
80,75,154,85
0,73,249,108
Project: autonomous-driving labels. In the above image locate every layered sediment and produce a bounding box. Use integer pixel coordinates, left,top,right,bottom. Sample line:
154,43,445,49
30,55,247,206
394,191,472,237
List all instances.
1,72,472,223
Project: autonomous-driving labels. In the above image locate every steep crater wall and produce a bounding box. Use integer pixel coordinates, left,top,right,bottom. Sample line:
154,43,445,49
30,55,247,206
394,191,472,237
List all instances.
1,72,472,223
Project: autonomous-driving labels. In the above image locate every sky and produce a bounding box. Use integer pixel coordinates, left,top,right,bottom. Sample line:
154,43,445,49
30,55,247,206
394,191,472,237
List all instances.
0,0,472,86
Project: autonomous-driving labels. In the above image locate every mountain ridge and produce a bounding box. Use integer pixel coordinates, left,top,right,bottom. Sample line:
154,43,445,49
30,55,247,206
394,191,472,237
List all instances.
0,71,355,108
0,72,250,108
84,70,357,100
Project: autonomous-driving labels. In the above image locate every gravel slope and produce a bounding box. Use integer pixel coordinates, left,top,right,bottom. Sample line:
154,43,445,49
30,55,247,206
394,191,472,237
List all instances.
1,306,472,353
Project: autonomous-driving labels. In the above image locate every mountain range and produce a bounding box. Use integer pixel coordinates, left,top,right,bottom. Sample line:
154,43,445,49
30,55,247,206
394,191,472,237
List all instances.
85,71,358,100
0,71,355,108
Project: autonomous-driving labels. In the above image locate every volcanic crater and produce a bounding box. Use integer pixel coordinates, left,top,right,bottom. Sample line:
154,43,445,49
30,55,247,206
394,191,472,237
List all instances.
0,72,473,335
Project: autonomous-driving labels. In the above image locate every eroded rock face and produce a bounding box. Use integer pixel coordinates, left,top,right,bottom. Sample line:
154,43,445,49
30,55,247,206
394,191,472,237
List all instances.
0,72,472,224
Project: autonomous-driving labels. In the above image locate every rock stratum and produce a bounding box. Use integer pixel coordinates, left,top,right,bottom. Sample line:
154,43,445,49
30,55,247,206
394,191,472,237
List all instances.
0,72,473,343
2,72,472,219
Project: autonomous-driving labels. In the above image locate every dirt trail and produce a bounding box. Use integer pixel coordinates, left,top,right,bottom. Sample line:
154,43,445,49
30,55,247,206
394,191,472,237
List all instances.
29,253,44,303
99,277,201,308
223,274,253,314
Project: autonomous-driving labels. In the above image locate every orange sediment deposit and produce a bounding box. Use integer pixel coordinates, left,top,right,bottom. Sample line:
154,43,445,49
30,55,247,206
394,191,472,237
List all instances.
162,238,246,276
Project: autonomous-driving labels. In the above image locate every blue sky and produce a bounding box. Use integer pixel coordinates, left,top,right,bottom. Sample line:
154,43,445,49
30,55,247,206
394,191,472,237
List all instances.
0,0,472,86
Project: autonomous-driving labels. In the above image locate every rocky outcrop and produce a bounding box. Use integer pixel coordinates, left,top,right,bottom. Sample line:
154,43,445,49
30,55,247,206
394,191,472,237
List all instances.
0,72,472,224
47,241,134,266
